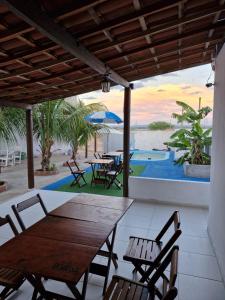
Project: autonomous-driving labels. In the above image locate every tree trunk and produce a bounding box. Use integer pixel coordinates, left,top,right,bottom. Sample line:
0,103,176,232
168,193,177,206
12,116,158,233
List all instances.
41,138,54,171
71,142,78,160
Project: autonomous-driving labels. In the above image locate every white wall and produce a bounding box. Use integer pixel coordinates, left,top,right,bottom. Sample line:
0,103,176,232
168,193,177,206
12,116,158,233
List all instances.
208,44,225,282
129,176,210,207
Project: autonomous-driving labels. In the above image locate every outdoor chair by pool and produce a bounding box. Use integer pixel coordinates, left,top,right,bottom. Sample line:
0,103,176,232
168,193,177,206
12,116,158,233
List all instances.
67,160,87,188
123,211,181,283
12,194,48,231
104,245,179,300
106,162,123,189
0,215,25,299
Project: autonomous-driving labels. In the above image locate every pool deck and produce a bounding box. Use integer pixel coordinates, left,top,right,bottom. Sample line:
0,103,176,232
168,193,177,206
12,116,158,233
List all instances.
131,151,210,182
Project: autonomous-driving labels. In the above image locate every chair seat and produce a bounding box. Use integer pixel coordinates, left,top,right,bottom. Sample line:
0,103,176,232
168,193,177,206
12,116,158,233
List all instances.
0,267,24,286
107,171,116,176
123,237,162,265
104,276,150,300
72,170,85,174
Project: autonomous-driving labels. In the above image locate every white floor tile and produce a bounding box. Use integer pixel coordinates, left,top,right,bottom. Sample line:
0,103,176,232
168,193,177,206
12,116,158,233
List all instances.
179,252,222,281
179,235,215,256
179,274,225,300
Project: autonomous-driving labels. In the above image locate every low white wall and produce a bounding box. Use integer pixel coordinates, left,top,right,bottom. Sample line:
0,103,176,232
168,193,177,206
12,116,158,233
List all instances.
129,176,210,207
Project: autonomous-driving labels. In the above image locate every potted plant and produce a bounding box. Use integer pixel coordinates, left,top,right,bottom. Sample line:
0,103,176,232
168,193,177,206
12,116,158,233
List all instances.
165,101,212,178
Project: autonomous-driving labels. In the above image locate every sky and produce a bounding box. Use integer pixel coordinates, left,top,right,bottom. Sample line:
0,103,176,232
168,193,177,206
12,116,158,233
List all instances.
77,64,215,126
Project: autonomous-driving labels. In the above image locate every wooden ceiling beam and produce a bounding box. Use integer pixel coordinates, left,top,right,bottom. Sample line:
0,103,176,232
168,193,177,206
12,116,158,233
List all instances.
0,99,32,109
2,0,129,87
0,3,223,73
75,0,181,39
0,34,219,92
1,49,213,101
104,20,225,62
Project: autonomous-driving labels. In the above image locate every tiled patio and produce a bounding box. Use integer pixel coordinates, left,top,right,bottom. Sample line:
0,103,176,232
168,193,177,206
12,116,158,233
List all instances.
0,190,224,300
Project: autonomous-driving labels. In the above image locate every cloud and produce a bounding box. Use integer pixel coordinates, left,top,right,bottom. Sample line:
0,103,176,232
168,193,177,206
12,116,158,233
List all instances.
81,96,97,100
188,91,201,95
133,82,145,89
160,72,179,77
157,89,166,92
181,85,191,90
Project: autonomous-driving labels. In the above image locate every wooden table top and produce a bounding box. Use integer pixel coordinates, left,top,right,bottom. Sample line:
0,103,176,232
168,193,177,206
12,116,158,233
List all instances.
105,151,123,157
24,216,114,248
69,193,133,211
85,158,114,165
0,234,98,284
49,202,126,225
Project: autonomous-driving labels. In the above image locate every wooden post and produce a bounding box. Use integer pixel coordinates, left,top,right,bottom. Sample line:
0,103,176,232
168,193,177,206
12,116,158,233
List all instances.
123,86,131,197
26,109,34,189
94,133,97,153
85,141,88,158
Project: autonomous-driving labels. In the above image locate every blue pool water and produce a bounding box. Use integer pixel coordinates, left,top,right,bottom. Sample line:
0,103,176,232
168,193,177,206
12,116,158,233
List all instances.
132,150,169,161
131,150,210,182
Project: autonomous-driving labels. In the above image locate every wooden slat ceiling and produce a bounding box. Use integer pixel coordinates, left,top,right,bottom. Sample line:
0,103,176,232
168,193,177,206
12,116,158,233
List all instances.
0,0,224,105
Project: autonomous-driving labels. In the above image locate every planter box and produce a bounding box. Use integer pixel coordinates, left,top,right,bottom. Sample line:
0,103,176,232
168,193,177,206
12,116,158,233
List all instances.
34,169,59,176
0,181,7,193
184,163,210,178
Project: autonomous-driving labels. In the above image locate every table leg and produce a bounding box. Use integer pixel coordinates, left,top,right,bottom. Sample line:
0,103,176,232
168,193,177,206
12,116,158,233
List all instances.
103,225,117,295
82,269,89,300
90,163,96,186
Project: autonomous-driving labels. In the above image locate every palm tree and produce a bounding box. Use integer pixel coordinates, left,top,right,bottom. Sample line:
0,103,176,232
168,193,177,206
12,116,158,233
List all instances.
33,100,68,171
63,100,107,159
0,107,25,144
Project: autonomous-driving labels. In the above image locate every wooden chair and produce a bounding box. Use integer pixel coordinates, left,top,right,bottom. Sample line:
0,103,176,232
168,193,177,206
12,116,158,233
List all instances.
106,162,123,189
0,215,25,299
12,194,48,231
123,211,181,283
104,245,179,300
67,160,87,188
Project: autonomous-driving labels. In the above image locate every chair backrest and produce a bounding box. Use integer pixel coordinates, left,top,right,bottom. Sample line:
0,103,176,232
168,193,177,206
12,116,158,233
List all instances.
12,194,48,231
94,153,98,159
154,211,181,266
0,214,19,237
148,246,179,299
66,160,80,173
129,152,134,160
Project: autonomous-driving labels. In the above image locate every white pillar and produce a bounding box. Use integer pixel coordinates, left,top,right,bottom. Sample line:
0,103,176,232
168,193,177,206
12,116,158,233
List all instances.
208,43,225,282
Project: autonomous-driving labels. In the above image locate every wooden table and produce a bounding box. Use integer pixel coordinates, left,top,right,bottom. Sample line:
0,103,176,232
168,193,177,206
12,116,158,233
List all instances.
0,194,133,299
105,151,123,157
85,158,113,186
69,193,132,210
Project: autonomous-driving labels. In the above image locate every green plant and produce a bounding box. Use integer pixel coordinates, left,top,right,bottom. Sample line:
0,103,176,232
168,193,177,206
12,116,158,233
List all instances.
165,101,212,165
33,100,67,171
148,121,174,130
62,100,107,160
0,107,25,144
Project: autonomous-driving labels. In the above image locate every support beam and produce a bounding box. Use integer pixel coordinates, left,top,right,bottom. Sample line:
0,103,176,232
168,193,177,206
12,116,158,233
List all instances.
85,141,88,158
123,86,132,197
26,109,34,189
2,0,129,87
0,100,32,110
94,134,97,153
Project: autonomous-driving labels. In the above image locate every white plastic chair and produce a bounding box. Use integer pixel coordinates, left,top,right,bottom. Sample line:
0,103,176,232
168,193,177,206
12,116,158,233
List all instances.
13,146,22,164
0,148,14,167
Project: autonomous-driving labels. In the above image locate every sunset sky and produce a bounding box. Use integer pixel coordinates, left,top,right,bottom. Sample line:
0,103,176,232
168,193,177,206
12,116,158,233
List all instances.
79,64,214,126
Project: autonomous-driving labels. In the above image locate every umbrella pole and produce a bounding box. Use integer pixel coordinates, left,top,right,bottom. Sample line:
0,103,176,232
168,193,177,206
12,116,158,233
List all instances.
123,86,131,197
94,133,97,153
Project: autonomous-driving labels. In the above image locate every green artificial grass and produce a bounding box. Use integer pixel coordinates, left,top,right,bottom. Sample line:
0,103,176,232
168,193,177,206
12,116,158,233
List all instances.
57,165,145,197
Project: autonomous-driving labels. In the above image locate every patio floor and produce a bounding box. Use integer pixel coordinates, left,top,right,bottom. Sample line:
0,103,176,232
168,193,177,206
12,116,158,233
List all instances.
0,190,224,300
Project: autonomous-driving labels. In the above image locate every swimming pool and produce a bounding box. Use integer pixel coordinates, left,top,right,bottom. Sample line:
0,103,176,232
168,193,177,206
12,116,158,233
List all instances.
132,150,170,161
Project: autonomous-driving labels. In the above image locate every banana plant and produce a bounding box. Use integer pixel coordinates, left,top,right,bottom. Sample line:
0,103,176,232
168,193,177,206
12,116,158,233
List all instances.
165,101,212,165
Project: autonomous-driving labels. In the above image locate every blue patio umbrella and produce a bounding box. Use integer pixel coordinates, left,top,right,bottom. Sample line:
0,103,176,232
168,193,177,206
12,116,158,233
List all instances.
85,111,123,124
85,111,123,152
